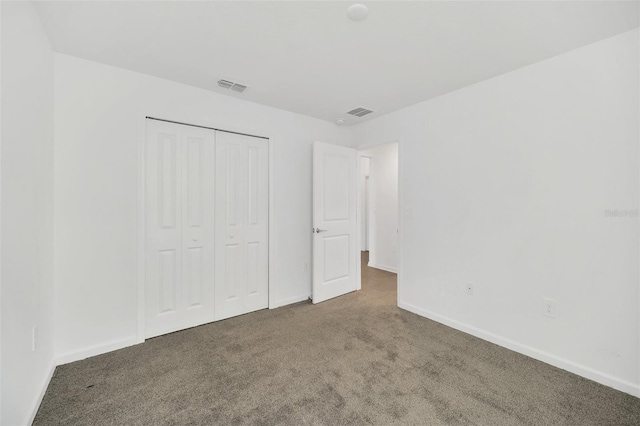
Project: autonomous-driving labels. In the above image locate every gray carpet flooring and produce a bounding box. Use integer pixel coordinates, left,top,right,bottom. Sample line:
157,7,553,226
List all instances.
34,253,640,425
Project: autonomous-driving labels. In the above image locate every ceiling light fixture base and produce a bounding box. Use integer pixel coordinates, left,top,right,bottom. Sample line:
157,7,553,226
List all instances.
347,4,369,22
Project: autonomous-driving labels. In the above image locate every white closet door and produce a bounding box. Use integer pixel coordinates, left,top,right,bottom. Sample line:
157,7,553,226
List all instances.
145,120,215,338
215,131,269,321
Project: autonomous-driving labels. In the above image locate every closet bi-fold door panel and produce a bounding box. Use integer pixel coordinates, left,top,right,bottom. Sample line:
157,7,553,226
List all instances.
145,120,215,338
214,131,269,321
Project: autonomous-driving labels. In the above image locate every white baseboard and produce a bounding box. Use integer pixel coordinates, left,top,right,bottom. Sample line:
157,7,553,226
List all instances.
367,262,397,274
25,337,138,423
55,336,139,366
398,300,640,398
270,294,310,309
26,361,56,426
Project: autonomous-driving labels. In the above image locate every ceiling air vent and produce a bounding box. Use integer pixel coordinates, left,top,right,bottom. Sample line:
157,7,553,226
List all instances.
230,83,247,93
217,79,234,89
218,79,248,93
347,107,374,117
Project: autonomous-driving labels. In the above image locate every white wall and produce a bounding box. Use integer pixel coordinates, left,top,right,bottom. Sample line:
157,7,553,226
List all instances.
353,29,640,396
53,54,351,361
360,143,398,273
1,2,55,424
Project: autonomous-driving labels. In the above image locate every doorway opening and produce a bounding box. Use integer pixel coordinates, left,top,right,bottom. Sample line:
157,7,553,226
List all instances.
310,140,400,304
358,142,399,293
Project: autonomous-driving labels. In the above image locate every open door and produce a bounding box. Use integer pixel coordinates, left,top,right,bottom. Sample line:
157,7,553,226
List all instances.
312,141,358,303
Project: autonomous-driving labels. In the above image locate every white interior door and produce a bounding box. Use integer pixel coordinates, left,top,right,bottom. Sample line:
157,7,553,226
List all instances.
145,119,215,338
215,131,269,320
312,141,358,303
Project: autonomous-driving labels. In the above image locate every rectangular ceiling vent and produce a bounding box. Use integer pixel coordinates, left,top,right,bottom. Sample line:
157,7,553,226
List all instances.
217,79,234,89
230,83,247,93
347,107,374,117
217,79,248,93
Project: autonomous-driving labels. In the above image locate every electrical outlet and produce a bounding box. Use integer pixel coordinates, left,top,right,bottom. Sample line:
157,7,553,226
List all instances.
542,298,557,318
465,282,474,295
32,326,38,352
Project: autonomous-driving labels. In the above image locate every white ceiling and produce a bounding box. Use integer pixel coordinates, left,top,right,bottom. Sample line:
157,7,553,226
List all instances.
34,1,639,125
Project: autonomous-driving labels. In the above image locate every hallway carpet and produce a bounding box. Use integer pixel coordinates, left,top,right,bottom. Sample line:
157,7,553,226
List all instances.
34,253,640,425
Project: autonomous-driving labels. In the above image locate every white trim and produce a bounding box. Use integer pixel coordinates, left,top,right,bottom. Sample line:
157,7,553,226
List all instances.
637,31,640,406
367,262,397,274
0,4,4,421
396,139,403,306
0,3,3,420
398,300,640,398
136,113,146,344
25,362,55,426
268,136,275,309
55,336,139,366
270,294,310,309
355,152,362,291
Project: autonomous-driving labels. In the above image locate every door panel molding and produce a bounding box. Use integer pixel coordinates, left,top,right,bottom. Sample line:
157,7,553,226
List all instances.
215,131,269,320
144,119,215,339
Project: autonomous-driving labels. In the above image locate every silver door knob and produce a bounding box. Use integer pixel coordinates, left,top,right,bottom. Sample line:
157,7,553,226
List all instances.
315,228,328,233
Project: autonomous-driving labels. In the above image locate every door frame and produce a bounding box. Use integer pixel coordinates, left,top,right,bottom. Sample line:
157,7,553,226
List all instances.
359,155,372,253
136,113,273,343
355,140,402,302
